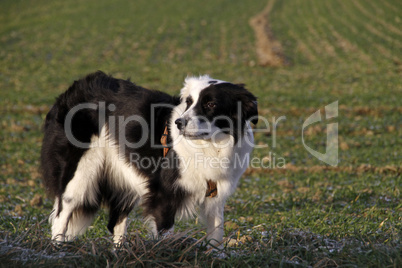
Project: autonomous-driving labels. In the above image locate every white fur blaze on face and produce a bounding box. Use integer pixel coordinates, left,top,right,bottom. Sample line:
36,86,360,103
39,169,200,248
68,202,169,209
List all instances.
170,75,233,146
175,75,229,139
180,75,227,100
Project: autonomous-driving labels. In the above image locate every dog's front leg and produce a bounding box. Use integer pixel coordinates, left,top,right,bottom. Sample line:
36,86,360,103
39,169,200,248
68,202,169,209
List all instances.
203,200,225,248
144,156,186,239
144,188,178,239
146,202,176,239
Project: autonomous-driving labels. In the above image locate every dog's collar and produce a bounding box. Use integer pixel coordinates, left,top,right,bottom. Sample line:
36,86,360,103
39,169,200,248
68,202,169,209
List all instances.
160,122,217,198
161,123,170,158
206,180,218,197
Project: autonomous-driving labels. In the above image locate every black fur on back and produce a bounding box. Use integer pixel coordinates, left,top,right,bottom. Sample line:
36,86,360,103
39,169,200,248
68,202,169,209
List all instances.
40,71,180,199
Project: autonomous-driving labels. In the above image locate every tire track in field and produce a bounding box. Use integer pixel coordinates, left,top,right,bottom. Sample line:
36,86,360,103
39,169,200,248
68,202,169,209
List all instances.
249,0,285,66
353,0,402,36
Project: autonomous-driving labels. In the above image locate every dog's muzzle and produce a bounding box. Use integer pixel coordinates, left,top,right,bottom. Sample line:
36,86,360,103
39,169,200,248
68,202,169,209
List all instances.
175,118,188,131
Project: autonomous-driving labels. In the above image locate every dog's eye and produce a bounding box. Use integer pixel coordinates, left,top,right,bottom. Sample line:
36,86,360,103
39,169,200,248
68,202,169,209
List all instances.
206,102,216,108
184,97,193,111
185,97,193,105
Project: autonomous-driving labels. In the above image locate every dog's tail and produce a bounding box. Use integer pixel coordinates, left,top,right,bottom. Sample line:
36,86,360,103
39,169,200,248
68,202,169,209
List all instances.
45,71,121,142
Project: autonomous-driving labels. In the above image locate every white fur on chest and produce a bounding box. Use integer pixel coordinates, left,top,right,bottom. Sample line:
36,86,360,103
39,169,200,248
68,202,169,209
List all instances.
170,111,254,202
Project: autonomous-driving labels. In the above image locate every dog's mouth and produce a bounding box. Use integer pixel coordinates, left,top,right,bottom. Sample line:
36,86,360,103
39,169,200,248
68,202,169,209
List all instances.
180,131,209,139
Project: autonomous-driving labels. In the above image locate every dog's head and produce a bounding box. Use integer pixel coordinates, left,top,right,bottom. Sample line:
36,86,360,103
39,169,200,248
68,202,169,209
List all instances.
174,75,258,141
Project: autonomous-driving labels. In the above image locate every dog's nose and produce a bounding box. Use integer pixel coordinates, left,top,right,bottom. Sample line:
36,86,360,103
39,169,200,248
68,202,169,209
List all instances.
175,118,186,130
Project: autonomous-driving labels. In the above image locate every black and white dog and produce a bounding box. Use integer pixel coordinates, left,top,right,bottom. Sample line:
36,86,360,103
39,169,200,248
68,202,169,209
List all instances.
41,71,257,247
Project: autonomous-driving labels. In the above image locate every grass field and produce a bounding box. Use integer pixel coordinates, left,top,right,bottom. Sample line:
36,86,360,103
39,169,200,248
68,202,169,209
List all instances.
1,0,401,266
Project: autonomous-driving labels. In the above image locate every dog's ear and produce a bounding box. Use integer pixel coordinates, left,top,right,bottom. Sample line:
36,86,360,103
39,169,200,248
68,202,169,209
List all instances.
217,83,258,125
235,84,258,125
242,98,258,125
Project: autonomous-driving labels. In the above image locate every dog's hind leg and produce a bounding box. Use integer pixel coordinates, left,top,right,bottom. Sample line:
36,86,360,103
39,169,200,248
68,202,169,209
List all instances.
106,191,141,245
109,215,128,246
50,196,70,242
51,196,98,242
50,147,104,242
107,205,131,245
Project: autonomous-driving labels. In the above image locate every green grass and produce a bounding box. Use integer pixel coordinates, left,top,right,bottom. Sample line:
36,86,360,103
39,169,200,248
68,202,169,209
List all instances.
1,0,401,266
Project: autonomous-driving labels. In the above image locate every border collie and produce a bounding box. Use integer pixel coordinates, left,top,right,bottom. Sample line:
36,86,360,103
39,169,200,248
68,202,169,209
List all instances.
41,71,258,247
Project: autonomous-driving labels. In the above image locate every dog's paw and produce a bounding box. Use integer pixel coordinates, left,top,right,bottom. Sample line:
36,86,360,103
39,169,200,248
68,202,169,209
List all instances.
205,247,227,259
